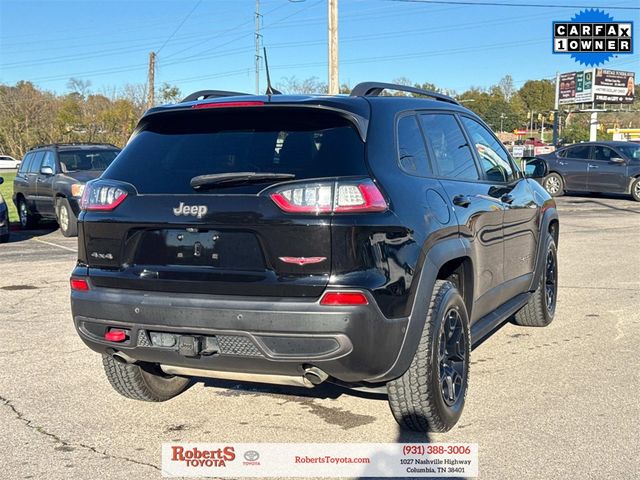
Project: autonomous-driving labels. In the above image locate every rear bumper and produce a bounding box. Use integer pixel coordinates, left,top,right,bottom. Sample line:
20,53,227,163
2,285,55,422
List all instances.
70,274,409,384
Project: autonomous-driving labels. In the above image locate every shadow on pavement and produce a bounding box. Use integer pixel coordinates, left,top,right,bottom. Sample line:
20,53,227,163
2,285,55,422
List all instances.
5,224,59,243
562,192,640,213
199,377,387,401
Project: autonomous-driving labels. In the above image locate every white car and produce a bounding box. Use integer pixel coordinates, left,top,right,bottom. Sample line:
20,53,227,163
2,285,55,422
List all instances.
0,155,21,169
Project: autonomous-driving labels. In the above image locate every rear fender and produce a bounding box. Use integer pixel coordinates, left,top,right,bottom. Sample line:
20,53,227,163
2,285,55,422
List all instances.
367,237,472,383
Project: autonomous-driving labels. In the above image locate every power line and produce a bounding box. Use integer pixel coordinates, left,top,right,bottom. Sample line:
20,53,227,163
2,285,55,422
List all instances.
384,0,640,9
156,0,203,54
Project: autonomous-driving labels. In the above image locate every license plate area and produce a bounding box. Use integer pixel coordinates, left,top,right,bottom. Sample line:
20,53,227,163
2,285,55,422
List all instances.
134,228,266,270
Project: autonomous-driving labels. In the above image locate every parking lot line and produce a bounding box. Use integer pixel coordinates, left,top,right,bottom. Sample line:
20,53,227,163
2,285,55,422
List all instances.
32,237,76,252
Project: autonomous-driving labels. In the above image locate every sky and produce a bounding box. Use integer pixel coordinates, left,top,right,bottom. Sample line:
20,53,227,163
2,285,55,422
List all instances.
0,0,638,98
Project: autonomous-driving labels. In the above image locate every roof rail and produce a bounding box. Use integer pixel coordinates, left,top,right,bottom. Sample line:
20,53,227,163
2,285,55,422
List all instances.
181,90,249,103
350,82,460,105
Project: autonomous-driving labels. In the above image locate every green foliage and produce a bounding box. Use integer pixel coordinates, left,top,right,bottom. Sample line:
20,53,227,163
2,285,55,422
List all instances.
0,81,152,159
0,171,18,224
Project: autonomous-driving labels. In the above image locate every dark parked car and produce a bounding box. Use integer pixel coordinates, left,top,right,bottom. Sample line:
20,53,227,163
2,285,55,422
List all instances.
13,143,120,236
70,83,559,432
0,177,9,243
536,141,640,201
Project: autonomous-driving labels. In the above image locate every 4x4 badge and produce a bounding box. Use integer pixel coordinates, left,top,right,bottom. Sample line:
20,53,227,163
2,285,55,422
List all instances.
173,202,208,219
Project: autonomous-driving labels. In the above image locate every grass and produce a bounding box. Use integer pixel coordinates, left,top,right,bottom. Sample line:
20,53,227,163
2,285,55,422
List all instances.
0,171,18,224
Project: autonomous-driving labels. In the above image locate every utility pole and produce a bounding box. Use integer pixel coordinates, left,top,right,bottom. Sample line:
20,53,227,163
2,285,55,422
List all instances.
552,71,560,146
255,0,262,95
328,0,339,94
499,113,506,133
147,51,156,109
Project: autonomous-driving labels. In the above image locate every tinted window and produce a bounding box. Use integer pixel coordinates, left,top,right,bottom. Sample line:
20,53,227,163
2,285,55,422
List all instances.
58,149,118,172
617,144,640,160
593,146,616,161
419,114,478,180
557,149,568,158
567,145,591,159
397,115,431,176
28,151,45,173
461,116,516,183
104,109,367,194
19,153,33,173
41,151,56,170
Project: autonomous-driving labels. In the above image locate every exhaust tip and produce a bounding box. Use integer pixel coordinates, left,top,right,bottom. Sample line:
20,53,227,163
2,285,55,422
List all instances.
303,366,328,386
111,351,136,364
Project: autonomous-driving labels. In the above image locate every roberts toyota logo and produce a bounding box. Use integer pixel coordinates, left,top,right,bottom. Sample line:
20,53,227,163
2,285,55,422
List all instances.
173,202,208,219
553,9,633,66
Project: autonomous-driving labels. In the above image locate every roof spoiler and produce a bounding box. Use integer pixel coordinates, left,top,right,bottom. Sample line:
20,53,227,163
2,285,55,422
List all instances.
180,90,250,103
350,82,460,105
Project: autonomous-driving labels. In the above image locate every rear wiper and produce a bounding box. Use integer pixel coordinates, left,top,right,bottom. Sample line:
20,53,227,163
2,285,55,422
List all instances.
190,172,295,190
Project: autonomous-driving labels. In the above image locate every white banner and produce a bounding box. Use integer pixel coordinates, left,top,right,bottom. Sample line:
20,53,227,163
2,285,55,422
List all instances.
161,442,478,477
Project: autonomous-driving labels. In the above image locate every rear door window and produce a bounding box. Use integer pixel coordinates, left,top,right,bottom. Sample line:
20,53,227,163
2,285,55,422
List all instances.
419,113,479,181
397,115,432,176
28,151,45,173
566,145,591,159
103,108,367,194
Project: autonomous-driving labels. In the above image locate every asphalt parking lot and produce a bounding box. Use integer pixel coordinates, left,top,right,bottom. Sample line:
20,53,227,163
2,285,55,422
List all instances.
1,195,638,480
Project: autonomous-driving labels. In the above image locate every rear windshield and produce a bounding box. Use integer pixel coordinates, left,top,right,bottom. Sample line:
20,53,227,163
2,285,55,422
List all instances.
59,149,119,172
103,108,367,194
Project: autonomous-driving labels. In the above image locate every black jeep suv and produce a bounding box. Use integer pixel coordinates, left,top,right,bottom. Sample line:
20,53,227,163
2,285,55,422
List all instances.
70,83,559,432
13,143,120,236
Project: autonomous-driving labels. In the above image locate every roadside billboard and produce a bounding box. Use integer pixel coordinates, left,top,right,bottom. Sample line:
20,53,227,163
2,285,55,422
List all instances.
558,70,594,105
557,68,635,105
593,69,635,103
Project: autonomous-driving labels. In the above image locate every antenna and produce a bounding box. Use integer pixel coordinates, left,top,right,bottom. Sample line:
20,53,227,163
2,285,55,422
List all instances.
263,47,282,96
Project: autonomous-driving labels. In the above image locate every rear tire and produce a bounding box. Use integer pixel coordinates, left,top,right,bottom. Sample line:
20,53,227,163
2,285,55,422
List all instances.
387,280,470,432
514,235,557,327
631,178,640,202
18,198,38,229
102,354,190,401
543,173,564,197
56,198,77,237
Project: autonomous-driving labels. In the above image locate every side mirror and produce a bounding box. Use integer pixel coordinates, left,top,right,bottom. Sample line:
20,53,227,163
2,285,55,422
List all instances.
610,157,625,164
524,158,548,178
40,166,54,176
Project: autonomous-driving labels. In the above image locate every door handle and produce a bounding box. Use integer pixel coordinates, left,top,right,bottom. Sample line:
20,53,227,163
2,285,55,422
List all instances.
558,161,568,166
501,194,515,204
452,195,471,208
588,164,599,169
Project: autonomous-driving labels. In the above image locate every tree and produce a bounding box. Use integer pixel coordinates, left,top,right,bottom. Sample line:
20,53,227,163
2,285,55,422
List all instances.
498,75,515,102
517,79,555,114
277,76,327,94
158,83,182,104
67,78,92,98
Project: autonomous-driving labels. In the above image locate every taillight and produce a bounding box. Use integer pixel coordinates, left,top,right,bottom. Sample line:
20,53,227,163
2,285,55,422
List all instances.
81,181,128,211
320,291,369,305
70,278,89,291
269,179,387,214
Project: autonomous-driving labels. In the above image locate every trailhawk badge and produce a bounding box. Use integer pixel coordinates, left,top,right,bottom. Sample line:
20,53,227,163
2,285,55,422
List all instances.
173,202,208,219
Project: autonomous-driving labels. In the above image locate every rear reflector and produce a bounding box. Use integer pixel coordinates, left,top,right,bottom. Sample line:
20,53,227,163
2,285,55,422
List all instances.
192,101,265,109
104,329,127,342
279,256,327,266
320,292,369,306
70,278,89,291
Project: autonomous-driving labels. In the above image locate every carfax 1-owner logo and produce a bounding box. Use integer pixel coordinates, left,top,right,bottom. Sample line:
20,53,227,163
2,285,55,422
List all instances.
553,9,633,66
